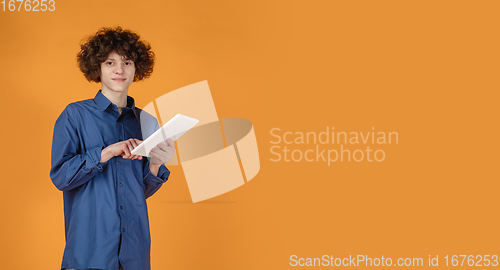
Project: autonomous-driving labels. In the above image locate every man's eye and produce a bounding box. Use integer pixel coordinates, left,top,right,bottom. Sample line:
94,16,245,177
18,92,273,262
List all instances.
106,62,113,65
125,62,133,65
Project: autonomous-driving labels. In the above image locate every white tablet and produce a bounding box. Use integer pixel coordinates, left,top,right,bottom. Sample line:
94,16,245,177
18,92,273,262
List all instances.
131,114,199,157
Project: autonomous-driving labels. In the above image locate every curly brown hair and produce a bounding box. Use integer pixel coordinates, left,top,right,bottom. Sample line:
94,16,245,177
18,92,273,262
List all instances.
77,27,155,82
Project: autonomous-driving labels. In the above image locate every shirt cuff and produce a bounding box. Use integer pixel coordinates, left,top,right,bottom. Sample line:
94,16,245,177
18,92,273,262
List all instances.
83,146,106,173
144,161,170,185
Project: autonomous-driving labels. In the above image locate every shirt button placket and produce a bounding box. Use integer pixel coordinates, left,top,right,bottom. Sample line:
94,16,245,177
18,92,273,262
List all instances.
117,120,126,235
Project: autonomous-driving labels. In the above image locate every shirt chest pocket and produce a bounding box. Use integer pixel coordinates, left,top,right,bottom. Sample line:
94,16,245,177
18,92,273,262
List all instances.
123,120,143,141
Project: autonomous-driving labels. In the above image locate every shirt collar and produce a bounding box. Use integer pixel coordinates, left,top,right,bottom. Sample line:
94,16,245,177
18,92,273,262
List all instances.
94,90,140,120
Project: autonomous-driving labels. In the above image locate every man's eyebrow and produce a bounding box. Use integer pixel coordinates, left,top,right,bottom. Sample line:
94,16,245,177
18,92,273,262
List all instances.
106,57,132,61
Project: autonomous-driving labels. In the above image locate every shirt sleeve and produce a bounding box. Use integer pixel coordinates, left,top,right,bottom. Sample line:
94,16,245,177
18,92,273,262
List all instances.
50,106,107,191
138,110,171,198
142,159,170,198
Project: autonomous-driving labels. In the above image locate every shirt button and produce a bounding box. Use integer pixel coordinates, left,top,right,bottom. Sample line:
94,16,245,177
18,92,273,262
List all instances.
119,183,123,187
120,206,123,209
118,161,122,164
122,228,125,232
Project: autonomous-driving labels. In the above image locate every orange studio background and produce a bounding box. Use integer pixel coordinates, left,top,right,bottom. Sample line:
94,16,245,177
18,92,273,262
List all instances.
1,1,499,269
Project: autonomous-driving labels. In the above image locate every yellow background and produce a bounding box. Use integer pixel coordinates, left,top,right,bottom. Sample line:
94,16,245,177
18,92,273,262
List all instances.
1,0,499,269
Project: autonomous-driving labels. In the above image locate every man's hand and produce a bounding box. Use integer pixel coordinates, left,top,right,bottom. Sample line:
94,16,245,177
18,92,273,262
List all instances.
148,138,176,176
100,138,143,163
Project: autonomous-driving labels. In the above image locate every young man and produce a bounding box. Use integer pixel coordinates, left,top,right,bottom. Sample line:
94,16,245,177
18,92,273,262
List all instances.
50,27,174,270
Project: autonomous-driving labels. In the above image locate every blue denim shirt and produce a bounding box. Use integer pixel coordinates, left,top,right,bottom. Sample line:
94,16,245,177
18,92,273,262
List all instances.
50,90,170,270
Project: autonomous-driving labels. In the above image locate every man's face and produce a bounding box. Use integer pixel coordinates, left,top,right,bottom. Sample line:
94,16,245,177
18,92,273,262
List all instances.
100,51,135,94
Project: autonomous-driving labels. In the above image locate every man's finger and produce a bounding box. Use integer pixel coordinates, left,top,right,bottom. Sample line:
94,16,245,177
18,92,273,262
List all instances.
158,140,175,152
126,141,137,159
126,140,142,160
149,149,160,159
132,139,143,160
156,142,167,151
130,139,138,148
166,139,175,149
130,139,139,158
122,143,131,158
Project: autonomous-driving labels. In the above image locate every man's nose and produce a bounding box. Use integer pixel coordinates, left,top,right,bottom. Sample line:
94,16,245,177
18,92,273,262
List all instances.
114,64,124,74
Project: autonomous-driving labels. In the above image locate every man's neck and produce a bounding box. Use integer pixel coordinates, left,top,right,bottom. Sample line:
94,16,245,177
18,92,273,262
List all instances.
101,89,128,109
